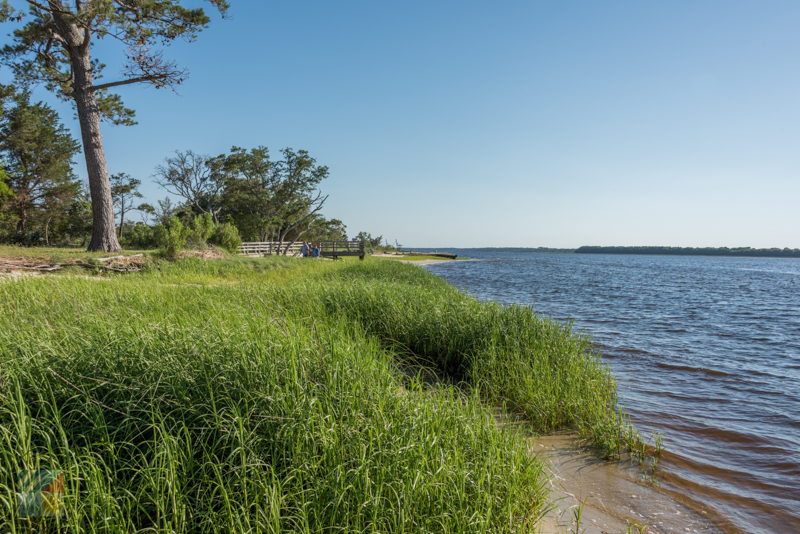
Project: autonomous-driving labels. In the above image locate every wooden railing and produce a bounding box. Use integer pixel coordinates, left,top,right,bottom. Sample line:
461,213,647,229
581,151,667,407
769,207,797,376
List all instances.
239,240,365,259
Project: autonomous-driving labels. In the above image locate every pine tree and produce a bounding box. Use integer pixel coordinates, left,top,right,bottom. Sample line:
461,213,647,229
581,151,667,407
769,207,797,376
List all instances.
0,89,80,242
1,0,228,250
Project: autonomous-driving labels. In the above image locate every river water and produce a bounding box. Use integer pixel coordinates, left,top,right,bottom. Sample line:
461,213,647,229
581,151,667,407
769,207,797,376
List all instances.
421,250,800,534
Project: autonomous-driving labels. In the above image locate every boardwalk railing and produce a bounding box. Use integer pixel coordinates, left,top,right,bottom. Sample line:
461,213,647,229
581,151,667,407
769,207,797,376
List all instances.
239,240,365,260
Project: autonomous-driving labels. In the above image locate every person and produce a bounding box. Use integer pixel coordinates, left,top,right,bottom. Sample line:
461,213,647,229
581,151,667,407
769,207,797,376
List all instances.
312,244,320,258
300,241,309,257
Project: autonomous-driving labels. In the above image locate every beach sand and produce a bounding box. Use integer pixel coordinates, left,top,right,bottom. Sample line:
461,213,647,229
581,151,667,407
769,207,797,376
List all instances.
534,434,722,534
371,253,458,266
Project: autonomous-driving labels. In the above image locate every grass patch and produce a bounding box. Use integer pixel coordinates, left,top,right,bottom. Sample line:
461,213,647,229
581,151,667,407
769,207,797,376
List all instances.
0,256,640,532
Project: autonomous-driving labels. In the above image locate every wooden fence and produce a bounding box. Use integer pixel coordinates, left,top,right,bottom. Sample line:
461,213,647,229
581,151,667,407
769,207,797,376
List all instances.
239,241,365,260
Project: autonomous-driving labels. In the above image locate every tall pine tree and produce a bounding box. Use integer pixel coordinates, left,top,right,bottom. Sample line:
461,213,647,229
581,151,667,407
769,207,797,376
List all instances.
1,0,228,250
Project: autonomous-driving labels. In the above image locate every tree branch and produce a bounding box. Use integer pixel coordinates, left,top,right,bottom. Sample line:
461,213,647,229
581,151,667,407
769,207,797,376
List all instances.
88,73,169,91
28,0,70,16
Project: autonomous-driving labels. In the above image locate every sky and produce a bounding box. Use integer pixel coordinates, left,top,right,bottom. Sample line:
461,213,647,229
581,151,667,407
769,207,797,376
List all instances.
2,0,800,248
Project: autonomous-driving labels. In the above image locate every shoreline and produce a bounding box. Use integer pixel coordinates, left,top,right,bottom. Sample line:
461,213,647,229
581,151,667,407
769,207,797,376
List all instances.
414,256,739,533
533,434,728,533
1,254,754,532
371,253,459,266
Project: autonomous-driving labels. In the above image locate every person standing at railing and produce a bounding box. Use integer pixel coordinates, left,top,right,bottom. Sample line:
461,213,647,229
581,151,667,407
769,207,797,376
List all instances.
301,242,310,258
313,244,320,258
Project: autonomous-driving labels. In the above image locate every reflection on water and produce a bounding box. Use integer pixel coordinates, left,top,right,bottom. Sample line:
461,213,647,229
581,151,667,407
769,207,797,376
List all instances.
423,251,800,534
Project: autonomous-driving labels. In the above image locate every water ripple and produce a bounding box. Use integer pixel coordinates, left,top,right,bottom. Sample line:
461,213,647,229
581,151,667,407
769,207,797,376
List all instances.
425,251,800,533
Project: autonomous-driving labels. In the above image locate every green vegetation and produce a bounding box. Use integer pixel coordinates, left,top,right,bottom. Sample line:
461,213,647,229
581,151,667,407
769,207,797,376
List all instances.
0,258,638,532
0,82,382,254
151,214,242,259
324,261,639,457
0,86,85,246
576,245,800,258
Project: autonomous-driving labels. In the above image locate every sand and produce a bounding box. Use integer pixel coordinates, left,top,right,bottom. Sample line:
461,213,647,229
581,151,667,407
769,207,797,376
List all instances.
534,434,722,534
371,253,456,266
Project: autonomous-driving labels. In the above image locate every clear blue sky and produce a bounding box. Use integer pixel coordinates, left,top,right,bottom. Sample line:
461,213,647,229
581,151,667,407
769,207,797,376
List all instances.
3,0,800,248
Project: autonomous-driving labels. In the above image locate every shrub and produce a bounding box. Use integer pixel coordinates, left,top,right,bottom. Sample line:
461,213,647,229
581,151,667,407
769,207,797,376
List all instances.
187,213,215,248
121,223,159,249
209,222,242,253
154,217,189,259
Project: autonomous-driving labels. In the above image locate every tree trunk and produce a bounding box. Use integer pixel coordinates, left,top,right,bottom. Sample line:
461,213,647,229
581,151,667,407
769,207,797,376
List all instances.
119,204,125,238
69,49,121,251
15,203,27,235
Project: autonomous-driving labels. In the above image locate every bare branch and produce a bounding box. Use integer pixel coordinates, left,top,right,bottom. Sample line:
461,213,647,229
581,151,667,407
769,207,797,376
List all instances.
88,73,170,91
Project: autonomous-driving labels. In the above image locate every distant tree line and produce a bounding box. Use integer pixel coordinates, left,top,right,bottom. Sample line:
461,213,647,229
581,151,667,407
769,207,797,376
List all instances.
0,85,376,253
575,246,800,258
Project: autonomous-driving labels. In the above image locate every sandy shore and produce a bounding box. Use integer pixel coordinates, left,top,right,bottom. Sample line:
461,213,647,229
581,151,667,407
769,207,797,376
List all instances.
396,258,452,266
371,253,456,266
533,434,722,534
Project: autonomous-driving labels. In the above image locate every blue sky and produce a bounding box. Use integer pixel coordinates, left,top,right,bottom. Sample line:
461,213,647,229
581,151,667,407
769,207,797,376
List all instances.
3,0,800,248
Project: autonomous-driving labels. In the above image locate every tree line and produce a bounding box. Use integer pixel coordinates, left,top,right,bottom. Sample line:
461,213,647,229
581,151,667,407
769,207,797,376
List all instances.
0,84,375,252
575,246,800,258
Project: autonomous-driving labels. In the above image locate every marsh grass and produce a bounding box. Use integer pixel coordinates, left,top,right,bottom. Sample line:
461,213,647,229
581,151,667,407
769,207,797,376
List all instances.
0,256,640,532
322,261,643,457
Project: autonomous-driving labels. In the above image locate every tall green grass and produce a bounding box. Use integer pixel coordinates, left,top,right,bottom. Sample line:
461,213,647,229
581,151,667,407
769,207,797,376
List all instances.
0,260,544,533
320,261,640,456
0,257,638,532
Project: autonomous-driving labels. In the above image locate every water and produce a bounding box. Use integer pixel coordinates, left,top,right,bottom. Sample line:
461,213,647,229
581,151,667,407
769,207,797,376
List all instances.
420,250,800,534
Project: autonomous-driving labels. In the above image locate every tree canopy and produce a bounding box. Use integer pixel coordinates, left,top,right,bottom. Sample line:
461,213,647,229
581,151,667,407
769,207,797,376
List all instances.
1,0,229,125
157,146,333,244
0,86,81,243
110,172,143,237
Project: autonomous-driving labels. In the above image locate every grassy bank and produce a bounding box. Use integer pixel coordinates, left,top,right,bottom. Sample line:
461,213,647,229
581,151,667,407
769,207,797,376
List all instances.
0,257,637,532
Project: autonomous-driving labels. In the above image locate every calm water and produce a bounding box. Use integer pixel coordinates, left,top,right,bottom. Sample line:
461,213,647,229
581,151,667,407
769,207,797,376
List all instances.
422,251,800,534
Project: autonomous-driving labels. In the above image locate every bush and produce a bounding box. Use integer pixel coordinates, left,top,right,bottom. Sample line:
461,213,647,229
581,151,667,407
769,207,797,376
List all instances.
121,223,159,249
153,214,241,256
154,217,189,259
187,213,215,249
209,222,242,253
